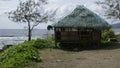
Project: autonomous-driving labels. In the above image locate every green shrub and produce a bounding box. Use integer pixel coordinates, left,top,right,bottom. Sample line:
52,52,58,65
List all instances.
101,40,110,44
0,40,41,68
102,29,115,42
32,38,56,49
116,35,120,42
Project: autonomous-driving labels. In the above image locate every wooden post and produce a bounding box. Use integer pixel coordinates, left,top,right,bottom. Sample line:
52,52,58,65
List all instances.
54,28,57,46
99,30,102,45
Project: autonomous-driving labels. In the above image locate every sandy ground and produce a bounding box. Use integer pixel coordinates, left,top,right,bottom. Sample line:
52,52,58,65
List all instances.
29,43,120,68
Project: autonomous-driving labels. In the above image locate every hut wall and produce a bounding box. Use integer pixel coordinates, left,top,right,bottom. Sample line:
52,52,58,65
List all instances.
55,28,101,45
92,30,101,45
61,31,79,41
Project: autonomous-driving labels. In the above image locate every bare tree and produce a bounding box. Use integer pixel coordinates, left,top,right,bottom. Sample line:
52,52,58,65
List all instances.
8,0,56,41
96,0,120,20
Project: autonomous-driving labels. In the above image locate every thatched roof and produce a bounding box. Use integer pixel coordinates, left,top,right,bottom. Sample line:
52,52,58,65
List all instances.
52,5,111,30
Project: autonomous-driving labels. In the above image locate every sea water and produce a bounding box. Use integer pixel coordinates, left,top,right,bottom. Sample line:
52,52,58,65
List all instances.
0,29,54,49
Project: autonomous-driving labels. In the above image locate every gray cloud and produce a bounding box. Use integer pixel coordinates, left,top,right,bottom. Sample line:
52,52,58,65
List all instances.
0,0,105,29
0,0,12,1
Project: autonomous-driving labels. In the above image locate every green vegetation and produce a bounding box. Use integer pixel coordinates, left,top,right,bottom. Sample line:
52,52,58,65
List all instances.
0,40,41,68
32,36,59,49
101,29,115,44
102,29,115,40
0,37,57,68
116,35,120,42
33,39,55,49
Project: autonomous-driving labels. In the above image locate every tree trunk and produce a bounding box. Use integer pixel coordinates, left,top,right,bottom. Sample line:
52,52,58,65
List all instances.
28,21,31,41
25,15,32,41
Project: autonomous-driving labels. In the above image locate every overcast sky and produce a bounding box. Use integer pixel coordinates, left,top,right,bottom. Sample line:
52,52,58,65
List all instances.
0,0,107,29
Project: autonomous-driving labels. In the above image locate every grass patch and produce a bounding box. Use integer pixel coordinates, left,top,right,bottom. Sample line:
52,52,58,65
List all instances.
0,40,41,68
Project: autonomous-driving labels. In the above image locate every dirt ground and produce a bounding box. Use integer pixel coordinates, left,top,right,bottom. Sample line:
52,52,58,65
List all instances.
31,43,120,68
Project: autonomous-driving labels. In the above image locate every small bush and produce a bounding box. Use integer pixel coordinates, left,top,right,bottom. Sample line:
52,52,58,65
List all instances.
101,40,110,44
116,35,120,42
102,29,115,42
0,40,41,68
32,38,56,49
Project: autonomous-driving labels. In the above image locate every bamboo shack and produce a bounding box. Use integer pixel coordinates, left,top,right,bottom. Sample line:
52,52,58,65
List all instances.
48,5,111,48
